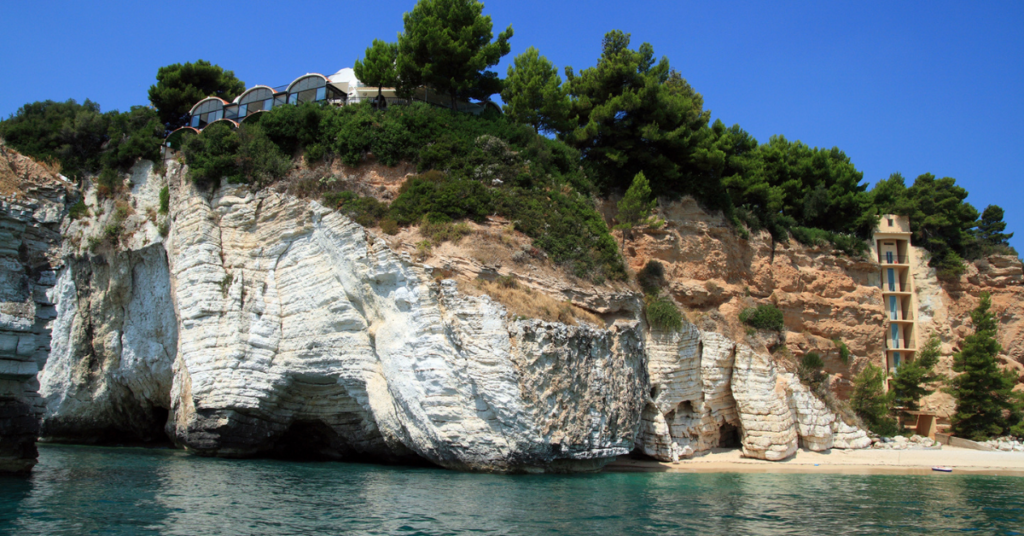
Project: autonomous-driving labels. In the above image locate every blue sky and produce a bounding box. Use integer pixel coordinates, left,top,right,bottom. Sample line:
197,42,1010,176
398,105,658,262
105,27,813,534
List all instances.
2,0,1021,252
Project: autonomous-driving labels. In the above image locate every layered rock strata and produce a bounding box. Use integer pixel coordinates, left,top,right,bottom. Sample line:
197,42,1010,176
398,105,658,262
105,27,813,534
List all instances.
637,328,870,462
41,165,647,472
0,144,70,473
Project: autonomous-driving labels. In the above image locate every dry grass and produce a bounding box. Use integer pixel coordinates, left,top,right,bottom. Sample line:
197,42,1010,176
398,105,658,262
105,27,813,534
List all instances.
459,278,604,327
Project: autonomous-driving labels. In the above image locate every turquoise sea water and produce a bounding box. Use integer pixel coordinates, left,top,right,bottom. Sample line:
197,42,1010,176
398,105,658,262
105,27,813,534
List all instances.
2,445,1023,535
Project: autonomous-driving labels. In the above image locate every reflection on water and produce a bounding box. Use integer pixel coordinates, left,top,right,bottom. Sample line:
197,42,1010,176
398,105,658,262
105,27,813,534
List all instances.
1,445,1023,535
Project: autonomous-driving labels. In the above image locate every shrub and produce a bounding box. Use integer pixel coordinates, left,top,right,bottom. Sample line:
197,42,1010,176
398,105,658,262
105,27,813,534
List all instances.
420,217,472,245
96,167,121,198
68,200,89,220
637,260,666,294
833,339,850,365
801,352,824,370
380,218,399,235
495,275,517,289
739,304,785,331
322,191,387,227
798,352,828,390
646,295,682,331
159,186,170,214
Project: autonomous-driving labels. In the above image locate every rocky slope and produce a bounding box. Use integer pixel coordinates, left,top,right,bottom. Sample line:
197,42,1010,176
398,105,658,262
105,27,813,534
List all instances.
608,196,1024,423
0,143,71,473
7,147,1020,473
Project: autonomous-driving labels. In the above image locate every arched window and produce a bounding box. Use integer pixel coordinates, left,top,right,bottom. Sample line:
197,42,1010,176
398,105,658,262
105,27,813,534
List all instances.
189,98,226,129
287,74,328,105
237,86,275,118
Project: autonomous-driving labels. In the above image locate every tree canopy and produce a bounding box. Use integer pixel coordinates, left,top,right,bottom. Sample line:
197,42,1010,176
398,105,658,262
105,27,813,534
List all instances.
354,39,399,106
397,0,513,110
562,31,716,204
148,60,245,130
868,173,980,277
501,47,571,135
0,99,163,181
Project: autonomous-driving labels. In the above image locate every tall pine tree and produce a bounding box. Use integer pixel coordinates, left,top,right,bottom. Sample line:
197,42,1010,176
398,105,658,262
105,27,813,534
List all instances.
948,292,1023,440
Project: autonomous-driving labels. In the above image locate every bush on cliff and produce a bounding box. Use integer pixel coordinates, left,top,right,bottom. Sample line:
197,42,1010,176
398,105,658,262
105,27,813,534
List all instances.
645,295,683,331
739,304,785,331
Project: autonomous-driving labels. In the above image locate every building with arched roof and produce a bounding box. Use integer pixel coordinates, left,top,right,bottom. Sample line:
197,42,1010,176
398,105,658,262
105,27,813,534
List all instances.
179,68,498,134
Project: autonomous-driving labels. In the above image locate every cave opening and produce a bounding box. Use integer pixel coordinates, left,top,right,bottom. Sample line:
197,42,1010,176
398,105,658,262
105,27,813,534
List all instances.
271,420,345,462
718,423,741,448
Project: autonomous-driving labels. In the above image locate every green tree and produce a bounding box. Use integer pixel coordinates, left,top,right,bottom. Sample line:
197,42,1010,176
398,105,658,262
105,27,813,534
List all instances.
948,292,1023,440
500,46,571,134
102,106,165,171
354,39,399,109
869,173,979,278
972,205,1015,257
750,135,869,237
397,0,513,110
851,363,898,436
148,60,245,130
616,172,656,227
890,334,944,420
563,31,715,203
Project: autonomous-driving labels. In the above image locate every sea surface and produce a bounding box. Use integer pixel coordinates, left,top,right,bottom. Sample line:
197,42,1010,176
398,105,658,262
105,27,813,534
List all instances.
2,445,1023,535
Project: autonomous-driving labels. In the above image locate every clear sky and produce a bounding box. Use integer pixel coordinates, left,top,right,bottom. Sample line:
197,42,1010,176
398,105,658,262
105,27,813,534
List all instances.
2,0,1021,252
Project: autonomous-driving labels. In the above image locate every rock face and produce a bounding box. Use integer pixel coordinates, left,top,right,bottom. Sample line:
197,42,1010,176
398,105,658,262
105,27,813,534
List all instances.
18,153,1017,472
41,165,647,472
637,327,869,462
0,143,71,473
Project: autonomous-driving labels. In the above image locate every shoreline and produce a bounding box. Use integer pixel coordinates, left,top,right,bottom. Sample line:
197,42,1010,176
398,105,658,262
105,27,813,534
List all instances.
603,446,1024,477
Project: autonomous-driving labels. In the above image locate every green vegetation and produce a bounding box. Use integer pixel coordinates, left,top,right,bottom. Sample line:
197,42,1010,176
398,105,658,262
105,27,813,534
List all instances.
615,172,658,240
258,101,625,280
798,352,827,389
159,186,170,214
833,339,851,365
354,39,399,108
739,304,785,331
67,200,89,220
645,295,682,331
890,334,943,421
0,100,163,181
637,260,666,295
501,47,570,134
148,60,245,130
947,293,1024,440
851,363,899,436
396,0,512,109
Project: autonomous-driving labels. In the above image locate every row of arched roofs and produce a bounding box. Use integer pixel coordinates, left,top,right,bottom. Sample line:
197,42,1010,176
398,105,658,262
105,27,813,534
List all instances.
168,73,345,144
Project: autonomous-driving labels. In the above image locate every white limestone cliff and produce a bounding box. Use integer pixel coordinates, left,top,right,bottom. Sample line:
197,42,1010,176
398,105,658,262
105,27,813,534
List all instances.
637,329,871,462
33,160,878,472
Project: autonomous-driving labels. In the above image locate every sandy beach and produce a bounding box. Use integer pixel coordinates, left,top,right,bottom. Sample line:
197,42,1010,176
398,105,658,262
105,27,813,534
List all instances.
604,447,1024,476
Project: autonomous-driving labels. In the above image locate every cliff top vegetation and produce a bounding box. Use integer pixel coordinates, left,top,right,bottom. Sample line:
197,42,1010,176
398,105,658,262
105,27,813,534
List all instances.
0,0,1017,280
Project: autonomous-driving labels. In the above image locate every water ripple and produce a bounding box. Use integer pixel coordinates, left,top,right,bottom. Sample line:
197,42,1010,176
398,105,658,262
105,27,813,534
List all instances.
1,445,1023,535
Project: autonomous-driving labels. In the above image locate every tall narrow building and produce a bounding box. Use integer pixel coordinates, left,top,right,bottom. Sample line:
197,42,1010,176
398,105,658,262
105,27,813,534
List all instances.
873,215,919,375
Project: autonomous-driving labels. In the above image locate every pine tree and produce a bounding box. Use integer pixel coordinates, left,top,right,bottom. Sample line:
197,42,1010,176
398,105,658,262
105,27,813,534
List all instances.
948,292,1023,440
971,205,1016,257
615,171,657,244
890,334,944,423
397,0,513,110
354,40,399,109
851,363,898,436
500,47,571,134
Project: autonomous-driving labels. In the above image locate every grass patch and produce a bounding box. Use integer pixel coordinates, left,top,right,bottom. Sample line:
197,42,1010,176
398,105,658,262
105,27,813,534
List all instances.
461,278,602,327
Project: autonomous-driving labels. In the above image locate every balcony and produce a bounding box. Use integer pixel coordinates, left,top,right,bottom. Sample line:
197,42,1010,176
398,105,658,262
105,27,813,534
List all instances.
878,254,909,265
